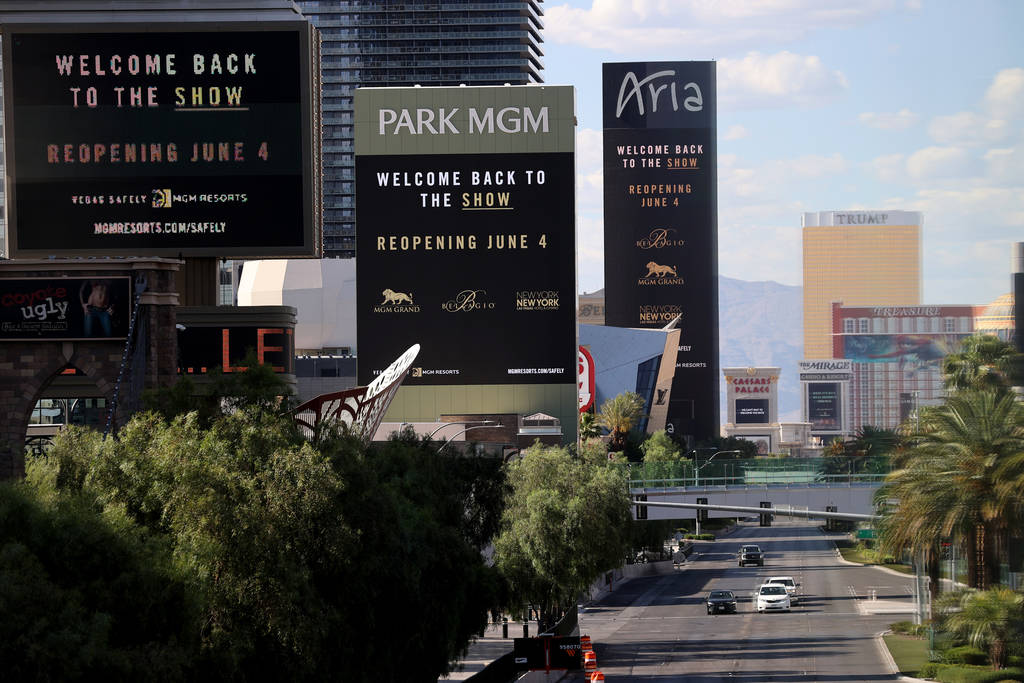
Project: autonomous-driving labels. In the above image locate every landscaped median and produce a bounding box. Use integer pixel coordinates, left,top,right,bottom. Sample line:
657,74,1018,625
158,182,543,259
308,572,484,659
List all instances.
834,537,914,574
883,622,1024,682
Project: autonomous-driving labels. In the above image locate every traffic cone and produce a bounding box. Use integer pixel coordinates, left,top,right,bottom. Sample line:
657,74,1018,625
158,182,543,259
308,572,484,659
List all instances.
591,671,605,682
584,649,597,673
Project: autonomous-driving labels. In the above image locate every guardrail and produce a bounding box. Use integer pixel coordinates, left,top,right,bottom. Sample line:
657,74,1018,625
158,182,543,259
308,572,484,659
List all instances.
622,456,891,490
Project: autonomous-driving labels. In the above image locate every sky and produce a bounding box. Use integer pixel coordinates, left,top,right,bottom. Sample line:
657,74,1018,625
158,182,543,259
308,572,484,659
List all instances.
541,0,1024,306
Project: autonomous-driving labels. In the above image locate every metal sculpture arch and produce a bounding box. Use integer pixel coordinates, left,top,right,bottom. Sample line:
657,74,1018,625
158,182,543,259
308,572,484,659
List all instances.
291,344,419,443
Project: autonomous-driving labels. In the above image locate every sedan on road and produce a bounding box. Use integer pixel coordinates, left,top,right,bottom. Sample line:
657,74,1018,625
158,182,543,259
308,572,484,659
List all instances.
705,590,738,614
755,584,791,613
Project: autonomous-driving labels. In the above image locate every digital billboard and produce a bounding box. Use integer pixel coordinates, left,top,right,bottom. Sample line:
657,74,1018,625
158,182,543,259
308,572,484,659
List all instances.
2,23,320,257
355,86,576,386
807,382,841,430
602,61,718,442
0,277,130,340
735,399,768,424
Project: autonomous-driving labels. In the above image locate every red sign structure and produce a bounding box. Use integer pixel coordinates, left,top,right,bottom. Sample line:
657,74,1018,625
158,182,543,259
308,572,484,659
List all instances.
578,346,595,413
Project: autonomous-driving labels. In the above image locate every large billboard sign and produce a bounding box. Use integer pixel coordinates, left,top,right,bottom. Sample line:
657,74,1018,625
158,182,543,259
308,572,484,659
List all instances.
807,382,841,430
735,398,768,424
355,86,576,386
0,276,131,340
603,61,718,441
2,23,321,258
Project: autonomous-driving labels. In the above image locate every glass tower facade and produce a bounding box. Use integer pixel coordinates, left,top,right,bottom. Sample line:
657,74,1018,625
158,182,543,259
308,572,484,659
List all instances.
295,0,545,259
802,210,923,360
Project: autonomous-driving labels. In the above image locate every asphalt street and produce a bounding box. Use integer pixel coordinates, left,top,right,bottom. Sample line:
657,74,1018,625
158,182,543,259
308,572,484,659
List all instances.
571,519,914,682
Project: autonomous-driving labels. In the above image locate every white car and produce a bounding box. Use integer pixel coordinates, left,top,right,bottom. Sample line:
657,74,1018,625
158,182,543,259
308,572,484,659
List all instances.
756,584,791,612
764,576,800,604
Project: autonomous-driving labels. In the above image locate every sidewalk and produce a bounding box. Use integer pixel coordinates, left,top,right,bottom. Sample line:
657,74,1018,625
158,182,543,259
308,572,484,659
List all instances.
439,619,539,681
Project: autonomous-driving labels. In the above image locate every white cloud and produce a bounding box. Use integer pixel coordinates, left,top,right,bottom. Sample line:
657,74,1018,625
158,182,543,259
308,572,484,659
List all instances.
984,67,1024,120
723,124,750,140
984,147,1024,185
718,52,848,109
928,111,1009,146
858,108,919,130
545,0,911,54
905,146,978,181
868,153,907,184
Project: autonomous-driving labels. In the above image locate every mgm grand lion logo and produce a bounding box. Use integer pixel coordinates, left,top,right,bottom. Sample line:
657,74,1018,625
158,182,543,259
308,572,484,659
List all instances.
374,288,420,313
638,262,684,285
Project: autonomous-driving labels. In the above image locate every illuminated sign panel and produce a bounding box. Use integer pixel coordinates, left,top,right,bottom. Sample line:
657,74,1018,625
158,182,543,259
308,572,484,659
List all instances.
355,86,576,386
2,23,320,257
807,382,841,430
177,325,294,375
602,61,718,441
0,276,130,340
735,399,768,424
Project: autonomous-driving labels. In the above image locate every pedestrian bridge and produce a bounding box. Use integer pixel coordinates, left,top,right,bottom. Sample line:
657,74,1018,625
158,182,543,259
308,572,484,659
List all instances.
626,457,888,520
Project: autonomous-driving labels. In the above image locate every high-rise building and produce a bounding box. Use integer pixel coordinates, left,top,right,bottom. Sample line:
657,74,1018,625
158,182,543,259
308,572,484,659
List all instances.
295,0,545,259
831,302,975,430
802,210,923,360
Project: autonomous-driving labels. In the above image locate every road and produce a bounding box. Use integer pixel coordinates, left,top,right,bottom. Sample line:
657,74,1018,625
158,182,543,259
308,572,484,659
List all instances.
571,519,915,682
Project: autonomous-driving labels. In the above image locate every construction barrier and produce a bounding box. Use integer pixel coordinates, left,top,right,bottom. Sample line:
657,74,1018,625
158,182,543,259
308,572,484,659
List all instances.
584,649,597,673
580,635,592,651
590,671,605,682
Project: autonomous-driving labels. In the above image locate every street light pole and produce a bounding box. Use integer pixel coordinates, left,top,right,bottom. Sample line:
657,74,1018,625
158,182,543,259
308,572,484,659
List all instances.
425,420,496,442
435,421,498,453
694,450,740,536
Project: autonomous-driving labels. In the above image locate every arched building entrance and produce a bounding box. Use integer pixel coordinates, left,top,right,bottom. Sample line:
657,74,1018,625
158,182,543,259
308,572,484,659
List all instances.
0,259,180,478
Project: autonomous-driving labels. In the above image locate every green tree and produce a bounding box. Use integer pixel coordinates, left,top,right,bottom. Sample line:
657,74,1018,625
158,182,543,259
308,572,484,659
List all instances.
935,586,1024,670
0,461,197,680
143,350,296,428
641,430,681,463
876,390,1024,590
577,437,610,466
943,334,1023,394
493,444,632,631
578,411,601,441
692,436,758,460
36,407,507,681
595,392,646,453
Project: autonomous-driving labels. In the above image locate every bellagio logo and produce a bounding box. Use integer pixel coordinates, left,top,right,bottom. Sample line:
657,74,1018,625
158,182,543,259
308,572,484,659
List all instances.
636,228,685,249
373,288,420,313
442,289,494,312
638,261,684,286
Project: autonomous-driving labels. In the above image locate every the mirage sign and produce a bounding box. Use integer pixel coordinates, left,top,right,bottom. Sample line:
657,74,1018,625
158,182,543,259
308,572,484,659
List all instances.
603,61,719,442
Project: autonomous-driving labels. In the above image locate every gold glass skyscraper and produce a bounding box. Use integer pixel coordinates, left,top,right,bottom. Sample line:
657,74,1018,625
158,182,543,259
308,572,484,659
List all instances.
802,210,922,359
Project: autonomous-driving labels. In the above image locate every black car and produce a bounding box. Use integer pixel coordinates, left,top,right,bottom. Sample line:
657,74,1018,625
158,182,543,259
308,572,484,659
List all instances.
738,544,764,566
706,590,737,614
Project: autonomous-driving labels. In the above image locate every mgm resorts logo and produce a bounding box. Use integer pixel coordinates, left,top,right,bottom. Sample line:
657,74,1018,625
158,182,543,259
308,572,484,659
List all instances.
639,304,681,323
442,289,494,312
373,288,420,313
638,261,684,286
636,228,685,250
516,289,560,311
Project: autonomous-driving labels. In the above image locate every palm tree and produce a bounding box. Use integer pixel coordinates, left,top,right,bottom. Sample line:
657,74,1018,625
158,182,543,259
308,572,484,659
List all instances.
595,392,646,453
943,334,1022,394
578,411,601,441
935,586,1024,670
876,390,1024,590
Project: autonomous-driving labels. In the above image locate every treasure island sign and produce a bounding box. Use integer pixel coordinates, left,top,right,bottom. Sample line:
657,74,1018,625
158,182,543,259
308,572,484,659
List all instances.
1,22,321,257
